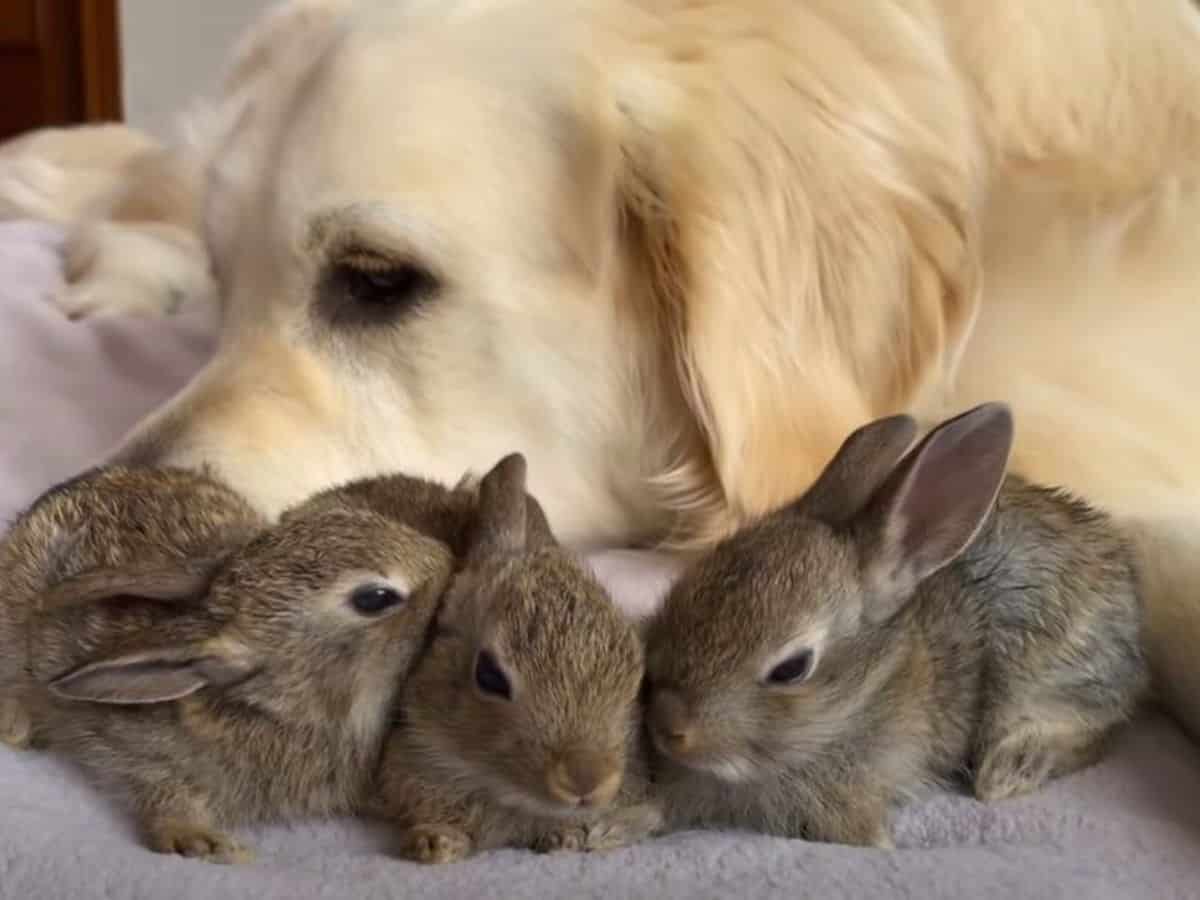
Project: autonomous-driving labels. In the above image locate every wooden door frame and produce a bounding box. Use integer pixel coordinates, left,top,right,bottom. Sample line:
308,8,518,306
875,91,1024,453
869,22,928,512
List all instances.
79,0,123,121
33,0,123,125
0,0,122,138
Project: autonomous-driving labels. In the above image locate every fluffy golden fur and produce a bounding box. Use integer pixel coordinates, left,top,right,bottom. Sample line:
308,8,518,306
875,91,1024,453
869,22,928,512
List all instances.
4,0,1200,740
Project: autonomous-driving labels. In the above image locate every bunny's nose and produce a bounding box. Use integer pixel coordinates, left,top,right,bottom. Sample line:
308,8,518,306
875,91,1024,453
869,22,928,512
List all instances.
546,752,622,808
649,689,697,755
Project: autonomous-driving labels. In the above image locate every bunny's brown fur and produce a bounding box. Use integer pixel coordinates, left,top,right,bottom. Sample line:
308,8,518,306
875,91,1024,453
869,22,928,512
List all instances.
645,405,1149,847
1,465,455,863
0,466,265,747
370,455,661,863
284,471,477,554
295,467,554,561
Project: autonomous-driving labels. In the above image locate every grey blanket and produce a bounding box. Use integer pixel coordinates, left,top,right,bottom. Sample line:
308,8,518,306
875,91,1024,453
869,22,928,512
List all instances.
1,221,1198,899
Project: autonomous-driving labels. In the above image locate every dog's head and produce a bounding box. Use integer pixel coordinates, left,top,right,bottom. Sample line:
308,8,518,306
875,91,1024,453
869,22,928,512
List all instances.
118,0,985,548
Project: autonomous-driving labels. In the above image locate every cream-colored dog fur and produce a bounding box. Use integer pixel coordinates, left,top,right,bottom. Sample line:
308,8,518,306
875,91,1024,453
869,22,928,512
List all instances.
0,125,212,318
5,0,1200,741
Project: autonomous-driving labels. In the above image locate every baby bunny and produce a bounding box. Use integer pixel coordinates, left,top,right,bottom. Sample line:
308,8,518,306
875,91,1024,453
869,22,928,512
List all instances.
371,454,660,864
643,403,1149,848
0,465,455,863
0,465,265,748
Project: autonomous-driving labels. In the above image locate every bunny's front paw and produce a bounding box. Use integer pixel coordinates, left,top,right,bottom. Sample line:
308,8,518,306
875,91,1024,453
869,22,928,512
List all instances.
975,754,1049,802
582,803,664,852
871,829,896,850
147,821,253,864
535,804,663,854
800,793,892,849
976,726,1108,803
402,824,473,865
533,826,587,854
0,698,33,749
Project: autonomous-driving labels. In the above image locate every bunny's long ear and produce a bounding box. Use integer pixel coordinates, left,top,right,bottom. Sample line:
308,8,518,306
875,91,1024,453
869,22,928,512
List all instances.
467,453,530,563
523,493,558,551
853,403,1014,624
453,462,557,550
794,414,920,524
48,638,256,705
38,557,225,613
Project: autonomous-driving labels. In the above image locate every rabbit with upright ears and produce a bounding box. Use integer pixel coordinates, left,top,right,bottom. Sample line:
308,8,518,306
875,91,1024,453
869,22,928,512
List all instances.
0,464,455,863
371,454,661,864
643,403,1149,847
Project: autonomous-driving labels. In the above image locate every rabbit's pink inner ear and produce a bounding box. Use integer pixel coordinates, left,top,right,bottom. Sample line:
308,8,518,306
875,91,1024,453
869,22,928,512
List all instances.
795,414,919,524
857,403,1014,623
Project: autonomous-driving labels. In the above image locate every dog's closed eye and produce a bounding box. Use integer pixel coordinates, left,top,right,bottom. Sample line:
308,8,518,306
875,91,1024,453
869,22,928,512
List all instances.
318,251,440,327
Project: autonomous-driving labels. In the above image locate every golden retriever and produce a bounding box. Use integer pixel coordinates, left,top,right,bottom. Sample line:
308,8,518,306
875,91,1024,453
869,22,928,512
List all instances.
5,0,1200,741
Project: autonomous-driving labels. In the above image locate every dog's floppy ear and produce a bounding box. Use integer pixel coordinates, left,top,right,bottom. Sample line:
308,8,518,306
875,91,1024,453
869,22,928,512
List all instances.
610,9,984,546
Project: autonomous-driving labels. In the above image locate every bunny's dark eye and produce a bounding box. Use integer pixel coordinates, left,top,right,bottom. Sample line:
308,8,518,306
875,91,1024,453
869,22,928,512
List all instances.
766,649,815,685
349,585,406,616
474,650,512,700
639,672,654,703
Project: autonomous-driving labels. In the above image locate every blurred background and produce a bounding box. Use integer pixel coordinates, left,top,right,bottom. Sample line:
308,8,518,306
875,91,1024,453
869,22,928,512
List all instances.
0,0,271,140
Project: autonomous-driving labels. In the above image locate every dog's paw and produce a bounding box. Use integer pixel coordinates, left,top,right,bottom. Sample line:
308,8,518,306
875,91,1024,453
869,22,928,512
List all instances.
401,824,473,865
147,822,253,864
0,157,68,220
54,220,213,320
54,276,188,320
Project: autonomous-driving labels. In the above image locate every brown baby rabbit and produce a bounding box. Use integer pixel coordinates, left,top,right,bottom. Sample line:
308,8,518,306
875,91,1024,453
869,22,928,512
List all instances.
644,403,1149,848
0,465,265,748
371,454,661,864
282,469,480,555
0,465,455,863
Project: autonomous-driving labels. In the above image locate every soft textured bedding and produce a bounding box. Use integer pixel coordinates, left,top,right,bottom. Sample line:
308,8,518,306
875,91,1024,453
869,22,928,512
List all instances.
0,220,1197,899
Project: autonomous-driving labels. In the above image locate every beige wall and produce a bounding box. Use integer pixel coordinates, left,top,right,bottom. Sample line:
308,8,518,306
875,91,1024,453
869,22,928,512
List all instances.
120,0,275,138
